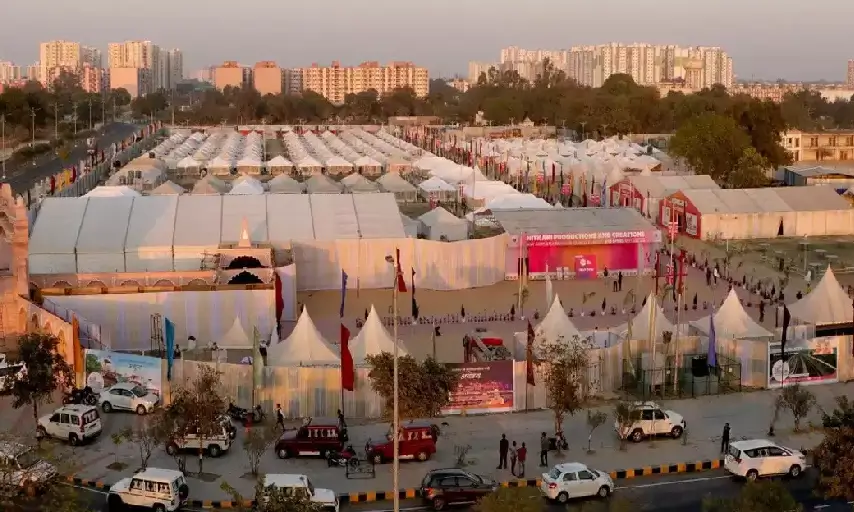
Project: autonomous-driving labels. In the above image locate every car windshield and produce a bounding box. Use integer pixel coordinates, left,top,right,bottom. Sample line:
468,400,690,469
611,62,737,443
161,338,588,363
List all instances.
16,449,38,469
461,471,481,483
548,467,561,479
130,385,148,397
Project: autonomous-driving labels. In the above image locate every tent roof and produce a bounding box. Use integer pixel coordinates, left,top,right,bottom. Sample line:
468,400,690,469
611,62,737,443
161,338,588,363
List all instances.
788,266,853,324
377,173,416,193
418,206,466,227
354,156,382,167
220,316,250,348
267,174,304,193
614,294,674,340
74,198,134,255
534,295,582,347
266,155,294,167
149,180,185,195
227,179,265,195
341,174,379,192
84,186,141,198
350,305,406,364
325,156,353,168
29,198,89,258
305,174,343,194
267,308,340,365
295,155,322,168
266,194,315,244
691,289,772,338
124,195,179,252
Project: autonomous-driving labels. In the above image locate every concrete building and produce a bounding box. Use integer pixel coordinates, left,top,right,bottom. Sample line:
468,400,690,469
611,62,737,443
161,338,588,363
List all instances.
110,67,151,98
447,78,470,93
253,61,282,95
298,61,429,104
192,67,215,84
38,40,99,87
213,61,247,90
283,68,303,94
0,62,22,83
108,40,162,90
157,48,171,90
168,49,183,89
848,60,854,88
782,130,854,163
467,61,494,83
80,64,105,94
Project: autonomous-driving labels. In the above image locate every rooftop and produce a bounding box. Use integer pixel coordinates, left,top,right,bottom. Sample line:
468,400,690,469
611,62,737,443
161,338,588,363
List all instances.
493,208,657,236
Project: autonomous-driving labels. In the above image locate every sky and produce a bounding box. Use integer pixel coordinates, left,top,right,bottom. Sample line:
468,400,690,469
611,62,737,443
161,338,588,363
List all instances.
3,0,853,81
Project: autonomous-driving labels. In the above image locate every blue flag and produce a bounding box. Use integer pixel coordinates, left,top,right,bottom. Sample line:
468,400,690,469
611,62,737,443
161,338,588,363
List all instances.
165,317,175,381
708,311,717,368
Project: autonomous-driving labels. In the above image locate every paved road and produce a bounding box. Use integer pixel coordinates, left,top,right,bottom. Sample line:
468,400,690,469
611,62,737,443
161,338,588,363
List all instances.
1,122,140,194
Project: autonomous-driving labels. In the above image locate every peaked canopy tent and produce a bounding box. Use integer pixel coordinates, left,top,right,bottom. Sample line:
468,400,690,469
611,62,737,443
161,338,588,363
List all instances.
533,295,583,351
353,155,383,176
788,266,854,326
341,173,379,194
207,156,233,176
237,157,262,175
266,155,294,175
613,294,676,341
691,289,772,339
149,180,185,195
377,173,417,202
418,176,456,202
349,305,407,365
267,307,340,366
192,176,229,195
267,174,304,194
219,316,251,348
305,174,343,194
228,177,265,195
418,207,469,241
295,156,323,176
324,156,354,176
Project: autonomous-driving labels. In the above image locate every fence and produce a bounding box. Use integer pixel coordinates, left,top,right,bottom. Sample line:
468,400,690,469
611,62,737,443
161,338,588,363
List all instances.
625,353,742,400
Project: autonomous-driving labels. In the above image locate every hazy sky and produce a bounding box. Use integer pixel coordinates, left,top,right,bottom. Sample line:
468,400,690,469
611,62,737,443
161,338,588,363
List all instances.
3,0,853,81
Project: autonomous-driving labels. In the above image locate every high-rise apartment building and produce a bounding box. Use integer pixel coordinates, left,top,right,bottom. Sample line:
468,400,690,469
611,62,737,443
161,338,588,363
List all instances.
38,40,100,87
110,67,151,99
253,61,282,95
108,40,162,90
0,62,22,83
168,49,183,88
25,63,40,82
467,61,494,83
297,61,428,104
283,68,303,94
80,64,105,93
847,60,854,88
214,61,247,90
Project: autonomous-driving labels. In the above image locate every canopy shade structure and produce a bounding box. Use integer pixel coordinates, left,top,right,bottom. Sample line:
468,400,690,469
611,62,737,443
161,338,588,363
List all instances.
306,174,343,194
534,295,582,351
227,178,265,195
220,316,250,348
377,173,417,202
149,180,185,195
615,294,675,341
691,289,772,338
267,174,304,194
267,307,340,366
418,207,468,241
266,155,294,168
788,266,854,325
84,186,142,198
350,305,406,365
341,173,379,193
400,214,419,238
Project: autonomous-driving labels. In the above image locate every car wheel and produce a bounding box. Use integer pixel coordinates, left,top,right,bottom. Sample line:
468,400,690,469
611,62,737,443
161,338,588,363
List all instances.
416,450,429,462
597,486,610,498
166,443,179,456
432,497,446,511
36,426,47,440
107,493,124,511
101,402,112,413
746,470,759,482
136,405,147,415
631,429,644,443
208,445,221,458
789,465,802,478
153,504,166,512
69,433,79,446
670,426,684,439
319,449,329,459
372,453,383,465
277,448,290,459
556,492,569,504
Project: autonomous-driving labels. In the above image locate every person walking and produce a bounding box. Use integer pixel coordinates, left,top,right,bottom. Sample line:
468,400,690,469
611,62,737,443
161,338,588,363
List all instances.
759,301,765,323
498,434,509,470
618,272,623,292
509,441,518,477
721,423,731,454
275,404,285,431
539,432,549,467
517,442,528,478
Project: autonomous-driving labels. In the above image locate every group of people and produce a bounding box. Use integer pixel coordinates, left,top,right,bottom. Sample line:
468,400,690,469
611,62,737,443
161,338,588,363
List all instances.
496,432,566,478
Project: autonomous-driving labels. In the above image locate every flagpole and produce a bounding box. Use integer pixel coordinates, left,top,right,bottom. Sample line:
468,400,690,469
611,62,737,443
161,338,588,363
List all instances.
392,263,400,512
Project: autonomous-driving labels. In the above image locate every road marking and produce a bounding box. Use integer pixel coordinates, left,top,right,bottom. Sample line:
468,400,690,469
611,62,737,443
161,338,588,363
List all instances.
616,475,732,490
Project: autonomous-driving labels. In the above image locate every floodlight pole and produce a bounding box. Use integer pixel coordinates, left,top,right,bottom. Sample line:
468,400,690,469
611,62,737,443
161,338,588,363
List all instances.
391,256,400,512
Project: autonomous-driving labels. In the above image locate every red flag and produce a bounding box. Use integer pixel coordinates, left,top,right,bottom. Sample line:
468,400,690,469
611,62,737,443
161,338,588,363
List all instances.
340,324,354,391
395,248,407,293
526,320,536,386
274,271,284,336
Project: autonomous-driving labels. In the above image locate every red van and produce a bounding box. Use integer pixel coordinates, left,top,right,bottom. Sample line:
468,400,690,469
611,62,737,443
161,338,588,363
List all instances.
367,422,438,464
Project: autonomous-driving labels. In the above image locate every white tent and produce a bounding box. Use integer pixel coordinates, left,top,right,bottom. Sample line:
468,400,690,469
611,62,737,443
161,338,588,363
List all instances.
377,173,417,201
266,155,294,168
192,176,228,195
691,289,772,338
149,180,185,196
305,174,342,194
267,308,340,366
534,295,583,349
418,207,468,241
418,176,456,201
220,316,250,348
788,266,853,325
228,177,265,195
615,294,675,341
267,174,304,194
341,173,379,193
350,305,406,365
400,214,419,238
84,186,141,198
177,156,200,169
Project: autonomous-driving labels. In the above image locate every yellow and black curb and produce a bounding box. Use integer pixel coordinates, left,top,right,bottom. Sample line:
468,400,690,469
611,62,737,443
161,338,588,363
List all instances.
64,458,737,508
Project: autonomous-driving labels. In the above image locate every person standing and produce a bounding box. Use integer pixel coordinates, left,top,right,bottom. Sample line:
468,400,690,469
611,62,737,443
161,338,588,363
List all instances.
517,442,528,478
497,434,509,470
509,441,518,477
759,301,765,323
721,423,731,454
275,404,285,431
539,432,549,467
618,272,623,292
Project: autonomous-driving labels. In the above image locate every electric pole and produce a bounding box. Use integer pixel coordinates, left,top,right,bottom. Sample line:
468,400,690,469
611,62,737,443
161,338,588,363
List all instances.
54,103,59,141
88,98,93,131
73,102,78,135
170,89,175,126
30,108,37,147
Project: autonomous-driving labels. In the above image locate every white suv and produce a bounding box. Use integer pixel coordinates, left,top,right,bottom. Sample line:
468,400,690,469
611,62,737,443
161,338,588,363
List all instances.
539,462,614,503
99,382,159,415
263,474,339,512
725,439,807,481
614,401,686,443
0,441,57,495
166,424,232,458
107,468,189,511
36,404,103,446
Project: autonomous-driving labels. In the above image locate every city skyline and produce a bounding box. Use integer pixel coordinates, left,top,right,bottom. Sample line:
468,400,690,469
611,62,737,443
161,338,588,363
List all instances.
2,0,854,81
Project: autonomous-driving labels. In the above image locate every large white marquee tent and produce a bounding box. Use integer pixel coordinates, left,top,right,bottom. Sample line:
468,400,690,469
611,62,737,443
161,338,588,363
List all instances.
788,267,853,325
267,307,340,366
691,289,773,339
349,306,406,365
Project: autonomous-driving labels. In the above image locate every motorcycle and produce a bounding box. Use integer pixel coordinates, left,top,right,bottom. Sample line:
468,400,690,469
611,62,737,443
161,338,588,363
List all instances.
327,445,358,468
63,386,99,406
227,403,265,426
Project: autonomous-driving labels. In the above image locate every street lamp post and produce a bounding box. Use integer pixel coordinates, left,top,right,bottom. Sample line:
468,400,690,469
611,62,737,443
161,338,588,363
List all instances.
384,254,400,512
53,103,59,141
88,99,93,131
1,114,6,180
30,107,37,147
73,102,78,135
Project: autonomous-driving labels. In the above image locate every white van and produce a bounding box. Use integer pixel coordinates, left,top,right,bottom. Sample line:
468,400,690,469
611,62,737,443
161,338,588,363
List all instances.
37,404,103,445
263,474,339,512
107,468,189,511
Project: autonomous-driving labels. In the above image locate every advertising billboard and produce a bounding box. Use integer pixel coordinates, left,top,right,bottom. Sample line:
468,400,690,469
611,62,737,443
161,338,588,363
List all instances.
84,349,163,397
441,361,515,415
767,336,839,388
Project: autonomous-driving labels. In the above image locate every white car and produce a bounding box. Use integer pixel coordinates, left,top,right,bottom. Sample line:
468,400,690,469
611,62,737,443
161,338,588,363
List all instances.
0,441,57,494
725,439,808,481
99,382,159,415
263,474,339,512
614,401,686,443
36,404,102,445
166,423,232,458
539,462,614,503
107,468,188,512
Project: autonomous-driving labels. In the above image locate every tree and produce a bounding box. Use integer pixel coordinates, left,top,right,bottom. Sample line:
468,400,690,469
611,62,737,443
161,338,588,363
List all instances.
1,332,74,425
586,410,608,453
473,487,542,512
731,147,770,188
669,113,756,186
109,88,132,107
702,480,801,512
222,476,323,512
536,336,592,439
613,401,636,450
775,384,815,432
813,397,854,501
242,426,279,477
365,353,459,420
121,415,161,471
821,395,854,428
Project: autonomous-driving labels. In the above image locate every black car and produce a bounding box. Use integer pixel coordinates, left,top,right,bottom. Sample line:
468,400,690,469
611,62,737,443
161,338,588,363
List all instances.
420,468,497,510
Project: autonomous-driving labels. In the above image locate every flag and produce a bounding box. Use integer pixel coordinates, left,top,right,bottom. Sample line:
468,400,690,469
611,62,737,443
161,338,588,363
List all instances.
252,326,263,389
601,178,607,207
339,271,348,318
526,320,536,385
340,324,354,391
708,311,717,368
165,317,175,381
72,315,83,383
781,305,791,356
411,268,420,319
274,271,284,336
395,248,407,292
590,177,595,195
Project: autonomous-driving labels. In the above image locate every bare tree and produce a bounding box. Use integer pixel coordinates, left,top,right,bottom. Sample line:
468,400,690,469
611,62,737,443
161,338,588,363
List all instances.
537,335,592,452
586,410,608,454
613,401,636,451
242,426,279,477
122,415,161,471
776,384,816,432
